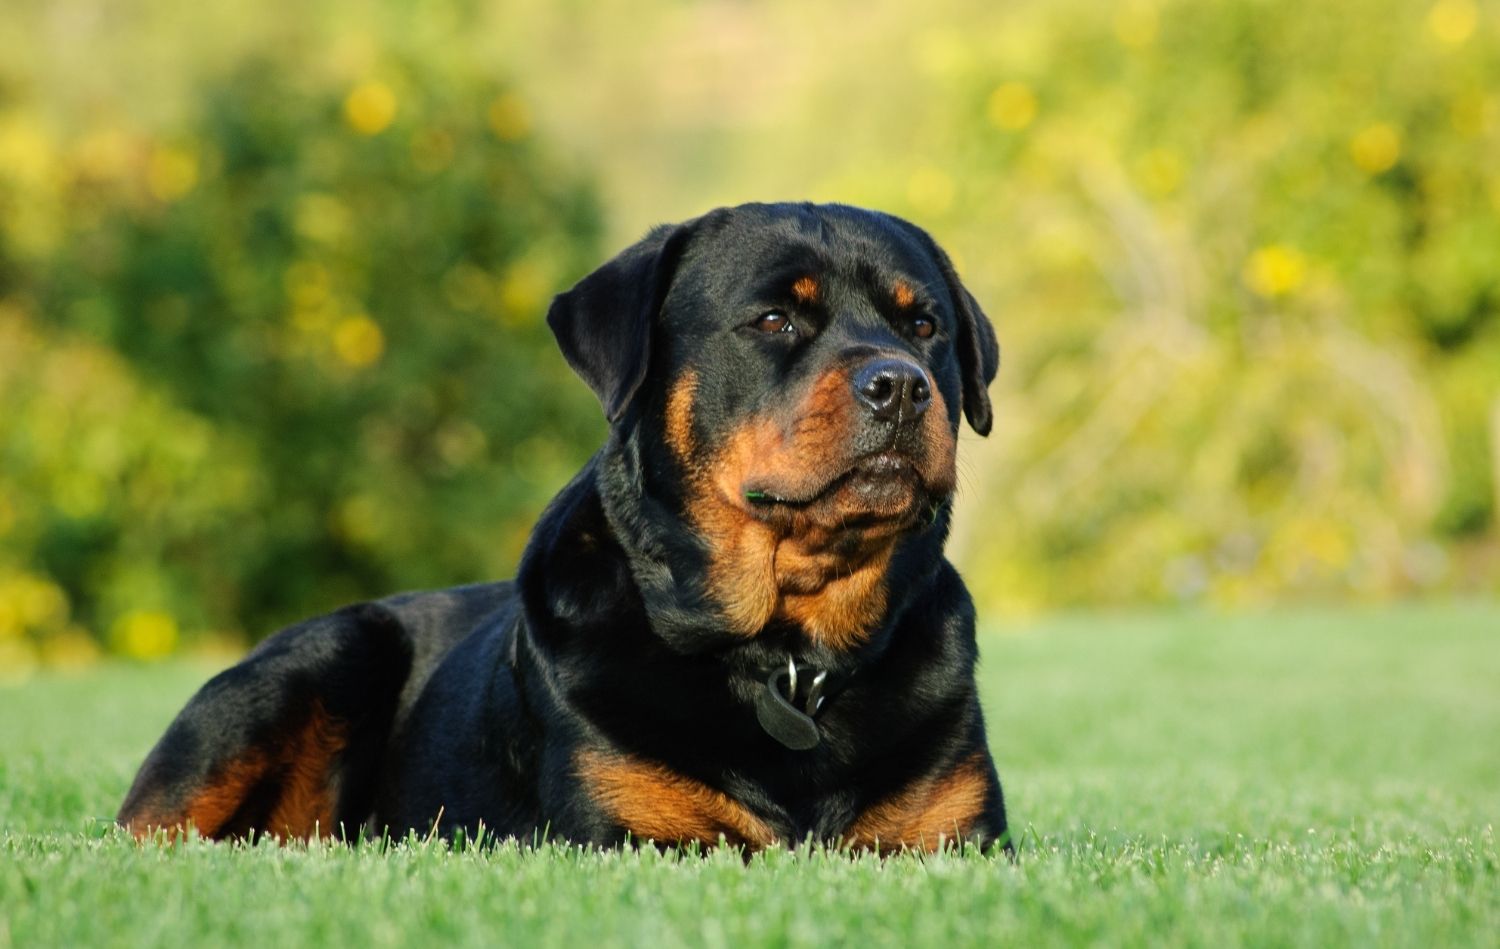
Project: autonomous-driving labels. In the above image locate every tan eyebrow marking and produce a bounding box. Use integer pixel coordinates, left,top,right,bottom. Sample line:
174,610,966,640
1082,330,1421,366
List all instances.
892,280,917,308
791,276,820,303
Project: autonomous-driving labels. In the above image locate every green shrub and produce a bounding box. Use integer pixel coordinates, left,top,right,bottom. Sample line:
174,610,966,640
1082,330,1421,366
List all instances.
0,33,603,655
3,0,1497,657
882,0,1500,611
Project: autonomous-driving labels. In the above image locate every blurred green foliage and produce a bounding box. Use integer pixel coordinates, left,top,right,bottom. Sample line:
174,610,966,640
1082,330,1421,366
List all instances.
1,8,604,662
900,0,1500,612
1,0,1498,662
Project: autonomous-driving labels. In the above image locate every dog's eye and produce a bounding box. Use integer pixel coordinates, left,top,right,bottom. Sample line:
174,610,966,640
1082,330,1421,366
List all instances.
754,311,795,334
911,317,935,339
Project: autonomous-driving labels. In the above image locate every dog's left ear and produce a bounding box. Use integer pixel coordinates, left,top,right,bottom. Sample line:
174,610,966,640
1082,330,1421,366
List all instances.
947,269,1001,437
901,224,1000,435
547,222,696,423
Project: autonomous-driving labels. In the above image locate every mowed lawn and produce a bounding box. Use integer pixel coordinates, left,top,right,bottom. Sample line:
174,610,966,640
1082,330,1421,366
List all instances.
2,602,1497,947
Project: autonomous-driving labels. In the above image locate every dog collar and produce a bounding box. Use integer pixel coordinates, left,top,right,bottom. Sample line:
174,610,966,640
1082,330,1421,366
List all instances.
754,659,831,751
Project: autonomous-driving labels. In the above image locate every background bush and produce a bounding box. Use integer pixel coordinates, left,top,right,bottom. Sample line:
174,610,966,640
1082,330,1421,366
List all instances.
893,0,1500,611
1,0,1497,663
0,10,604,664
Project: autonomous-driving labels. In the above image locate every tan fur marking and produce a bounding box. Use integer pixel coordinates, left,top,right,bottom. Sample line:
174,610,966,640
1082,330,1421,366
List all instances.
680,372,957,649
694,370,876,644
791,276,820,303
845,753,990,852
696,494,780,634
665,370,699,464
776,549,893,651
124,702,347,841
577,749,777,848
264,704,345,838
892,280,916,309
162,752,273,840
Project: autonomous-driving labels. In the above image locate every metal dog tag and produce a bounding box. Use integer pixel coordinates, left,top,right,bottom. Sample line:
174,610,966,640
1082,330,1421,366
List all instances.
755,666,821,751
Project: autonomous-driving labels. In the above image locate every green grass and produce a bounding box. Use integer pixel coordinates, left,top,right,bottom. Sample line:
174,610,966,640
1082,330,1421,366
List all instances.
3,602,1498,947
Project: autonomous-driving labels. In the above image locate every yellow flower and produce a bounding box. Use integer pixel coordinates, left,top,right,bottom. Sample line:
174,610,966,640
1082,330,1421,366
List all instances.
344,81,397,135
0,114,53,188
487,93,532,142
498,259,549,323
146,145,199,201
1428,0,1479,45
12,575,67,629
332,315,385,368
1244,244,1307,298
0,572,67,638
111,610,179,660
986,82,1038,131
1349,123,1401,175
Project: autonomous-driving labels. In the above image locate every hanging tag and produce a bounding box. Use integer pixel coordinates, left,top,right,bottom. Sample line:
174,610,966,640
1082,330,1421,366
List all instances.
754,667,821,751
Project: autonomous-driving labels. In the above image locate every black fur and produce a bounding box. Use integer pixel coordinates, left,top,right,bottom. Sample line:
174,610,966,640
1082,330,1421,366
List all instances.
118,203,1009,852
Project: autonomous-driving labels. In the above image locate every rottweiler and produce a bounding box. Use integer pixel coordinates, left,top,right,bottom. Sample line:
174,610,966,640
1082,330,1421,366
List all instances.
118,202,1008,853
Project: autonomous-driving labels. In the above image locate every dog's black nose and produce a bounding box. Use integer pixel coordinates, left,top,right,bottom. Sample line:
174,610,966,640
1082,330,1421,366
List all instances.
853,357,931,423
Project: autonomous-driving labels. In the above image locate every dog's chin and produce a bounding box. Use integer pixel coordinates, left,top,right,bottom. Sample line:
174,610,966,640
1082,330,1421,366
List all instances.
741,452,947,532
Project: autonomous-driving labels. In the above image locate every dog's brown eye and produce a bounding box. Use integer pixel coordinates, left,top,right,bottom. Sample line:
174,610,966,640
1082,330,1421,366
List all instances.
755,311,794,334
912,317,935,339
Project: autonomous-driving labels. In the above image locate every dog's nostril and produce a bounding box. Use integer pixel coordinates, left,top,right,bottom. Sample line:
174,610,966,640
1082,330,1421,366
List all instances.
863,376,895,405
853,357,931,423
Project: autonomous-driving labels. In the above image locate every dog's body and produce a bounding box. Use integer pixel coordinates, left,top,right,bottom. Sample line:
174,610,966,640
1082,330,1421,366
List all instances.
119,203,1009,852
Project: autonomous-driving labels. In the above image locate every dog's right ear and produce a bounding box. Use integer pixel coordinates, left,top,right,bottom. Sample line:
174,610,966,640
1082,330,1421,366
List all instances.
889,217,1001,436
547,222,696,423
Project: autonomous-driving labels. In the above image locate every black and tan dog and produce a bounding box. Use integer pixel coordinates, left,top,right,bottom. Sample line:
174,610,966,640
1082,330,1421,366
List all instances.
118,202,1008,853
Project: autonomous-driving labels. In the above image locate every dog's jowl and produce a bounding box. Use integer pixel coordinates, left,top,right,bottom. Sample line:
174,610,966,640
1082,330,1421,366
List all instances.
118,202,1008,853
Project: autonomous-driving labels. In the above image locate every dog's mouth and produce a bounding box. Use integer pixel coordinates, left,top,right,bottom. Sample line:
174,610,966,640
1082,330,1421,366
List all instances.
740,451,936,525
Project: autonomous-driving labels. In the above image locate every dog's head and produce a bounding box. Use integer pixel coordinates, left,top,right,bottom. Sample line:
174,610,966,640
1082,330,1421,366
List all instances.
548,203,998,651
